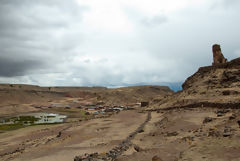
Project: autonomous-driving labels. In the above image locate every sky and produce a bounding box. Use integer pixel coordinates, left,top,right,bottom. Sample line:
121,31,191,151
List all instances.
0,0,240,89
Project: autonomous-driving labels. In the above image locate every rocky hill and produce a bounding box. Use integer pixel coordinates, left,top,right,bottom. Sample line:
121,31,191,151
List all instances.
0,84,107,92
97,85,173,106
151,57,240,109
0,84,173,112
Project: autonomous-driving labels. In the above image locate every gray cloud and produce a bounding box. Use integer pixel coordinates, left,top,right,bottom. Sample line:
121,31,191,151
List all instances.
210,0,240,9
0,56,44,77
141,15,168,27
0,0,87,78
0,0,240,90
222,0,239,6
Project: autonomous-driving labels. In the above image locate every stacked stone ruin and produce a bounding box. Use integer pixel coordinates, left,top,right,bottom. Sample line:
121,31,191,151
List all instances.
212,44,227,65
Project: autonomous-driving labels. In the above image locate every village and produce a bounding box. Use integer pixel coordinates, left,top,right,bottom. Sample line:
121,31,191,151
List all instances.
30,97,150,121
32,99,149,115
0,94,150,132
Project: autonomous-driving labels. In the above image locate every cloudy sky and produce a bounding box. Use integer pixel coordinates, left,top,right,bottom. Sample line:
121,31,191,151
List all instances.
0,0,240,88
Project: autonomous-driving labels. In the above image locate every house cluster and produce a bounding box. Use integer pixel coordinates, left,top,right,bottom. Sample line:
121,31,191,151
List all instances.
83,105,133,115
32,101,134,115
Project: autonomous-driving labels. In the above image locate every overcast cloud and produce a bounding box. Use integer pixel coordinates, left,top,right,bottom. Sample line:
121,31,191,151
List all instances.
0,0,240,89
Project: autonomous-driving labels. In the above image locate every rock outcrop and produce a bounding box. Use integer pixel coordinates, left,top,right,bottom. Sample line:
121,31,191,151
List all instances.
152,155,163,161
212,44,227,65
182,57,240,91
151,57,240,110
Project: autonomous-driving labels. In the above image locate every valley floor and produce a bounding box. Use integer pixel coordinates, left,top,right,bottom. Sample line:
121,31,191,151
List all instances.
1,108,240,161
0,111,146,161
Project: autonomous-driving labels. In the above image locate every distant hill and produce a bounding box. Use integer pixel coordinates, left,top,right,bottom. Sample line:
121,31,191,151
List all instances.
109,82,182,92
0,84,173,116
97,85,174,106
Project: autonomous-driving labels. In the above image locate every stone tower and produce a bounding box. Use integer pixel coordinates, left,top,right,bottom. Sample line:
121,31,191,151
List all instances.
212,44,227,65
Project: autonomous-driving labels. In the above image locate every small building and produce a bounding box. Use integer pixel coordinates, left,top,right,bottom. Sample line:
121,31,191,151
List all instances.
86,110,99,115
112,107,123,111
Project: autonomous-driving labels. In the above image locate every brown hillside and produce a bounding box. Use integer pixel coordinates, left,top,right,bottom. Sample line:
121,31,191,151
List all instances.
151,57,240,109
97,86,173,106
0,85,172,116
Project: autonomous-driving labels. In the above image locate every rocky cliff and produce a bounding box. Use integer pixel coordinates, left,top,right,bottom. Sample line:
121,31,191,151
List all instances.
152,57,240,109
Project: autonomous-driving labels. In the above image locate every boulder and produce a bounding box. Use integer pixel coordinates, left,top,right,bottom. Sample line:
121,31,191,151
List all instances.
237,120,240,127
152,155,163,161
56,131,61,137
229,114,236,120
133,145,142,152
203,117,213,124
166,131,178,137
208,128,221,137
223,126,233,137
216,109,229,117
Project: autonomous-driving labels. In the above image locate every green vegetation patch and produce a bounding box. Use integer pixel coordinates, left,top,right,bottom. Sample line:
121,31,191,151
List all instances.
80,110,86,117
0,116,40,127
0,113,67,132
46,116,56,118
0,123,24,131
57,109,76,113
18,116,40,122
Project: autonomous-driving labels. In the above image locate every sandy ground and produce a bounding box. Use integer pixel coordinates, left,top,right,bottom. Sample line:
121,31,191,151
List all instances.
1,108,240,161
116,108,240,161
0,110,146,161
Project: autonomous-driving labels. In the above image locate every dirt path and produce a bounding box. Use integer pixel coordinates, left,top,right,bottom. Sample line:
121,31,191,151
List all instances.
0,110,146,161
